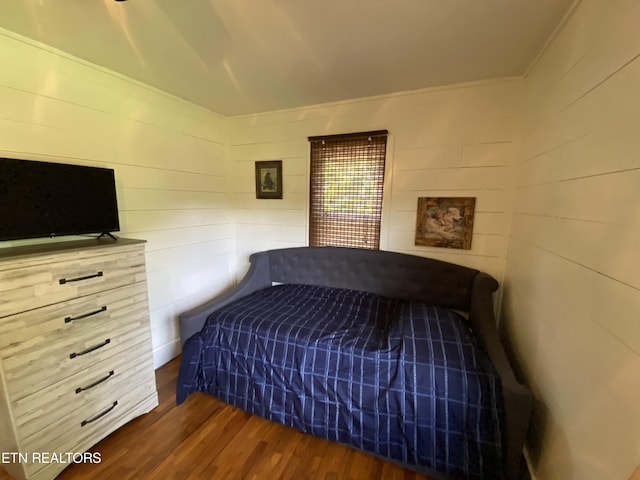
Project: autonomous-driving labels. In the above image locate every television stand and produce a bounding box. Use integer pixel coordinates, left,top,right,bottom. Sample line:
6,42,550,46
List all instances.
98,232,118,241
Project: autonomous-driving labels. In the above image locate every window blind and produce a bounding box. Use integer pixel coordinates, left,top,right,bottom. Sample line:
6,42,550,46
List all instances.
308,130,388,250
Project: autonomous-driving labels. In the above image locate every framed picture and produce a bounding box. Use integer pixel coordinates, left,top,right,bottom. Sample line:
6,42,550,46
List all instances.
255,160,283,199
415,197,476,250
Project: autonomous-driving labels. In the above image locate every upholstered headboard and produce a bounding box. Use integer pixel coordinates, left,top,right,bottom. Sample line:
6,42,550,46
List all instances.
264,247,480,310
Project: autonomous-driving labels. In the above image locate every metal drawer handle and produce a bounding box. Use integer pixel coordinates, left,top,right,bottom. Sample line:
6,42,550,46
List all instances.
75,370,115,394
59,271,103,285
65,306,107,323
81,401,118,427
70,339,111,359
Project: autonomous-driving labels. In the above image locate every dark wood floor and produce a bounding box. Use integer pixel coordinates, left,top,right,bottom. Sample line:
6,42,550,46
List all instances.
45,356,432,480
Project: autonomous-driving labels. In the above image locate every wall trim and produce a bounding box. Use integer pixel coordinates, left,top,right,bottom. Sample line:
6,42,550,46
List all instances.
0,27,227,120
153,339,181,369
523,0,583,78
229,76,523,120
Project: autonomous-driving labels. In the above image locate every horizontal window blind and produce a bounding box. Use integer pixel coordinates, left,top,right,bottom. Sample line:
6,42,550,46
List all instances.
308,130,388,250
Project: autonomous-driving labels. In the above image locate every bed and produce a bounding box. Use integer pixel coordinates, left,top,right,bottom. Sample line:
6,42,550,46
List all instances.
176,247,531,480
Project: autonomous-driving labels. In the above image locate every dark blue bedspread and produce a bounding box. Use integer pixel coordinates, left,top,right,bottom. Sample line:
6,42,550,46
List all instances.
177,284,504,479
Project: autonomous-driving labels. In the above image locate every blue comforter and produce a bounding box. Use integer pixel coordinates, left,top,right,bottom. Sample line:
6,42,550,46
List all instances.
177,284,504,479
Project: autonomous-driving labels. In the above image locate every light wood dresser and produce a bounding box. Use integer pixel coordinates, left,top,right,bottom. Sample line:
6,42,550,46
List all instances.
0,238,158,480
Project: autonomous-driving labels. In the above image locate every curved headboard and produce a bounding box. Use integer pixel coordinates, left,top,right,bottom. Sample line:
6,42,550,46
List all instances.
263,247,479,310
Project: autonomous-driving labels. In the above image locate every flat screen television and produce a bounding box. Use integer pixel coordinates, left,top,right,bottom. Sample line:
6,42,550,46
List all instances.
0,158,120,241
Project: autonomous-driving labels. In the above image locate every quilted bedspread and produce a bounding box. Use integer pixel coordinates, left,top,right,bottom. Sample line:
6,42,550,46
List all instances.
177,283,504,479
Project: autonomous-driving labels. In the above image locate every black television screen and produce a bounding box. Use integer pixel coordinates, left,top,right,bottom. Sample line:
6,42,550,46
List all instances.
0,158,120,241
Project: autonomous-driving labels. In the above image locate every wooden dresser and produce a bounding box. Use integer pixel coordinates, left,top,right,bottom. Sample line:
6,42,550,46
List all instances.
0,238,158,480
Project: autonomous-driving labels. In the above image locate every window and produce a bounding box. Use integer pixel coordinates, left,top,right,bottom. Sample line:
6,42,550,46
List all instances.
308,130,388,249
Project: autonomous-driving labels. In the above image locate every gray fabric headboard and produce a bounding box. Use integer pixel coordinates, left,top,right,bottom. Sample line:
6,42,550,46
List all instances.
265,247,479,310
177,246,531,480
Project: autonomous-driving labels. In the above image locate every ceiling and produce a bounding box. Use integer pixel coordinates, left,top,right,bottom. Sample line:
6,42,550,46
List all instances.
0,0,575,116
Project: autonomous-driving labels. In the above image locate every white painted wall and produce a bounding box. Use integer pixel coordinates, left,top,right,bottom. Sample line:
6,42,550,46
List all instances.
0,29,234,367
228,79,521,284
502,1,640,478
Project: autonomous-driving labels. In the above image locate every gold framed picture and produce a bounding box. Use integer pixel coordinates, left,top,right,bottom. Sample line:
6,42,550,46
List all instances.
415,197,476,250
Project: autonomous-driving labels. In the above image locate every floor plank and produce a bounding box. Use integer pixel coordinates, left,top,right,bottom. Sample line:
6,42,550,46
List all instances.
40,356,433,480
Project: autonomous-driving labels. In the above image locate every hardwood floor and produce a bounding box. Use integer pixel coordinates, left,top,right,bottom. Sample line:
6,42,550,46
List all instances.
38,356,432,480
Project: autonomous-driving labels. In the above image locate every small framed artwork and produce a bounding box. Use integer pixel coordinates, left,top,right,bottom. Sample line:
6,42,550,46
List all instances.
415,197,476,250
255,160,283,199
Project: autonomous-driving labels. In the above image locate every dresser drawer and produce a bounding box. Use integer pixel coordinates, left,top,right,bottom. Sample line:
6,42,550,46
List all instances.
1,284,152,400
23,385,158,478
0,244,146,318
12,341,155,441
0,281,149,349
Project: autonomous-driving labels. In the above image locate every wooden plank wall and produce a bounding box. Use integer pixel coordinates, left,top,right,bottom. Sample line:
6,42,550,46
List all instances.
227,78,521,284
502,0,640,478
0,29,234,367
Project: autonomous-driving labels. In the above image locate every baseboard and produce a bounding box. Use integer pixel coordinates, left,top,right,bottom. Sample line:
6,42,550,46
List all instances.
153,339,181,369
